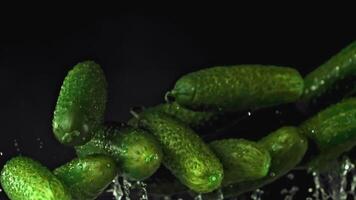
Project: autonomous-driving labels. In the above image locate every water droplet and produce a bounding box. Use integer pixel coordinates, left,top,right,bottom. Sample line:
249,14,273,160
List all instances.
251,188,264,200
286,173,294,180
247,111,252,116
0,152,3,156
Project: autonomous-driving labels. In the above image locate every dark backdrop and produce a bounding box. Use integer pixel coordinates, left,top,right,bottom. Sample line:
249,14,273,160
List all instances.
0,9,355,199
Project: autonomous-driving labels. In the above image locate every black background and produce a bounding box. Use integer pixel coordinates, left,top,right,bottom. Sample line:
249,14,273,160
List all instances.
0,8,355,199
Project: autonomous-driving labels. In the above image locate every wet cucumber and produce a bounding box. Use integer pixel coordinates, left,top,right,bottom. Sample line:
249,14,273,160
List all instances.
300,98,356,170
53,155,117,200
0,156,71,200
75,123,162,181
220,127,308,198
209,139,271,186
168,65,304,112
135,111,224,193
133,102,219,131
300,98,356,150
53,61,107,146
302,41,356,103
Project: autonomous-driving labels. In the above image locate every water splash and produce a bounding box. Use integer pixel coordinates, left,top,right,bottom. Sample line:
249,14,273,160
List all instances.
250,188,264,200
280,186,299,200
194,194,202,200
309,157,355,200
13,139,21,153
107,176,124,200
122,177,132,200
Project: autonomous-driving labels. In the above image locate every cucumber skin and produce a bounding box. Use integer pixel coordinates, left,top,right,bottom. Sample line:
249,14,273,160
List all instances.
302,41,356,102
300,98,356,150
170,65,304,112
0,156,71,200
53,61,107,146
75,124,163,181
53,155,117,200
136,111,224,193
210,139,271,186
220,127,308,198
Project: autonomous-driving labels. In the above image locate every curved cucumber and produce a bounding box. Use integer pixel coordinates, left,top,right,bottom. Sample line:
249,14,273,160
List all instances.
210,139,271,186
53,61,107,146
220,127,308,198
0,156,71,200
169,65,304,112
75,123,162,180
135,111,223,193
302,41,356,103
53,155,117,200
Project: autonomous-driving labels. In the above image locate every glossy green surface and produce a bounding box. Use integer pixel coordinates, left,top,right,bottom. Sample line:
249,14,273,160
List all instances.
53,61,107,146
169,65,304,112
53,155,117,200
220,127,308,198
302,41,356,102
0,156,71,200
210,139,271,186
300,98,356,150
75,124,162,180
136,111,223,193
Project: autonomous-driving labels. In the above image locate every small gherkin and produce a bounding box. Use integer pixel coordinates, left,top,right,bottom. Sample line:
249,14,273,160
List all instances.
52,61,107,146
135,111,224,193
210,139,271,186
75,123,163,181
0,156,71,200
168,65,304,112
53,155,117,200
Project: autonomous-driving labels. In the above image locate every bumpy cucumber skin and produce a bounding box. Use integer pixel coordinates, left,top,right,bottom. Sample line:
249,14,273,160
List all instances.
221,127,308,198
136,111,224,193
300,98,356,150
302,41,356,102
75,124,162,181
210,139,271,186
131,102,219,131
170,65,304,112
53,61,107,146
0,156,71,200
53,155,117,200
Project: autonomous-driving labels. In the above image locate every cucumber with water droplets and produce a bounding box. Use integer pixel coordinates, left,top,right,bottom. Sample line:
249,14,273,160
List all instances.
0,156,71,200
210,139,271,186
53,61,107,146
302,41,356,103
168,65,304,112
53,155,117,200
75,123,163,181
220,127,308,198
135,111,224,193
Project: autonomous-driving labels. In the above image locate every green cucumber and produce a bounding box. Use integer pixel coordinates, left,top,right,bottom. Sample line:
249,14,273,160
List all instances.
53,61,107,146
220,127,308,198
168,65,304,112
300,98,356,150
75,123,162,180
135,111,223,193
53,155,117,200
302,41,356,103
209,139,271,186
0,156,71,200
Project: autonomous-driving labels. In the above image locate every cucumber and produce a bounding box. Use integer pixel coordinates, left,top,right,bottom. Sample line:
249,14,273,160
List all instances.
135,111,223,193
300,98,356,150
220,127,308,198
0,156,71,200
209,139,271,186
53,61,107,146
130,102,219,131
300,98,356,171
75,123,162,181
168,65,304,112
302,41,356,103
53,155,117,200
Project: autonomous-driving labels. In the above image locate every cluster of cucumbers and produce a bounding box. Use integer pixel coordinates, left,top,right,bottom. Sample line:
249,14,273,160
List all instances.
1,40,356,200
